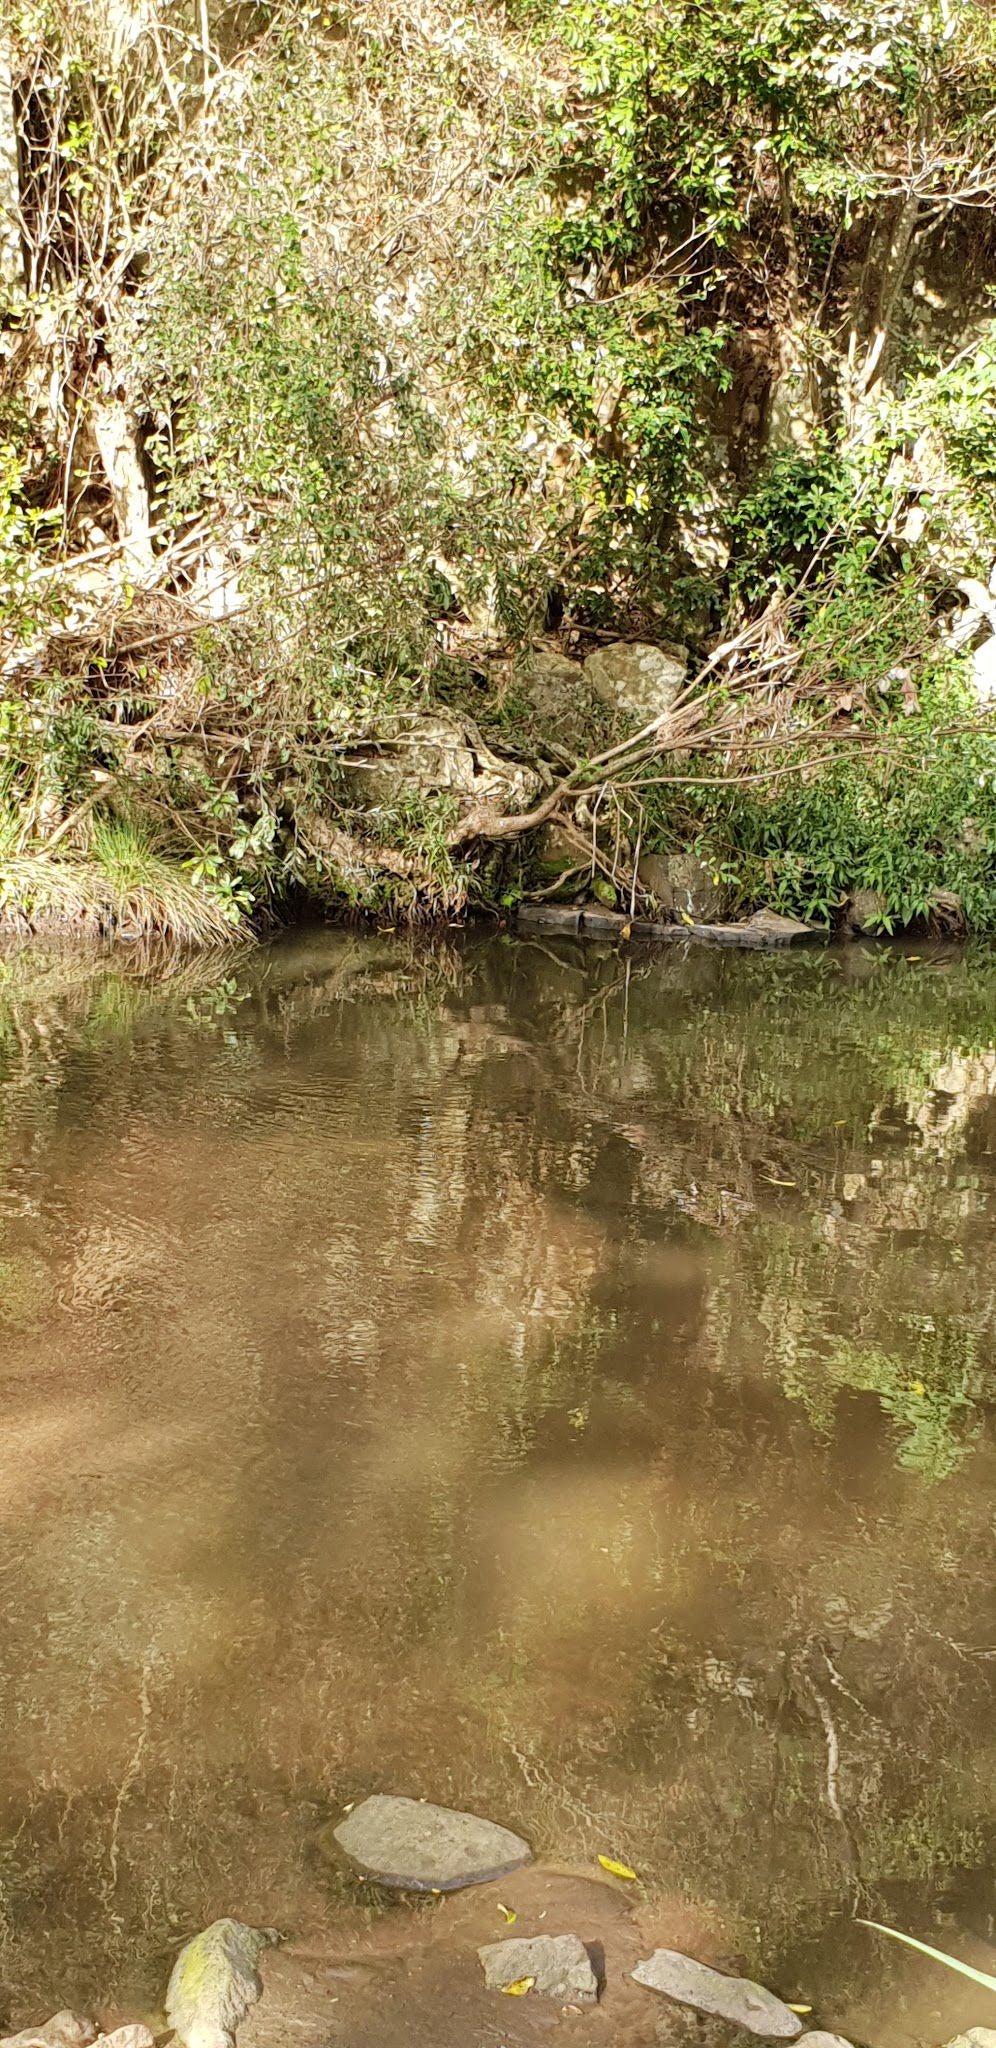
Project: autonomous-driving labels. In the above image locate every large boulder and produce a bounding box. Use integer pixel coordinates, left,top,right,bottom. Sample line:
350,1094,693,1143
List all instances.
584,641,687,725
346,715,540,814
639,853,729,922
323,1793,532,1892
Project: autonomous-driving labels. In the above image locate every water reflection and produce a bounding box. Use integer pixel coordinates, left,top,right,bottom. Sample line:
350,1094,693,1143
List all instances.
0,932,994,2028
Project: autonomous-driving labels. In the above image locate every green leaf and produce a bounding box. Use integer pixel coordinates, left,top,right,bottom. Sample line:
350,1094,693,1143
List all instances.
857,1921,996,1994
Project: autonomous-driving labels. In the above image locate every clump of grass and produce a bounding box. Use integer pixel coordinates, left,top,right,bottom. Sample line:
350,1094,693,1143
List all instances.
0,814,247,948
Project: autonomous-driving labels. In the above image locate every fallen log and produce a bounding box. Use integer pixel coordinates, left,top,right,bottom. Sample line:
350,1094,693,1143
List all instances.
516,904,824,949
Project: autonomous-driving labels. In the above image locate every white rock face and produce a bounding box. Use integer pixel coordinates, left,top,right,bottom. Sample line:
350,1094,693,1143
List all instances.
583,641,687,725
947,577,996,704
632,1949,804,2037
347,714,540,811
971,632,996,704
478,1933,598,2003
98,2029,155,2048
0,2019,97,2048
328,1793,532,1891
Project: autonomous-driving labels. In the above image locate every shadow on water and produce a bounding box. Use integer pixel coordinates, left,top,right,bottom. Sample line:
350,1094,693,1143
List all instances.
0,929,994,2040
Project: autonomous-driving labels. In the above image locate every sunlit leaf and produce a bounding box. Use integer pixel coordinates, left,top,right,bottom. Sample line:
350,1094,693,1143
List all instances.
497,1903,517,1923
788,2005,812,2015
857,1921,996,1994
501,1975,535,1995
598,1855,638,1880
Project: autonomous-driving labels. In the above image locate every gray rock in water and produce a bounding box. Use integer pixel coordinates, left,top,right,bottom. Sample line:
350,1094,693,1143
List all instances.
327,1793,532,1892
943,2034,996,2048
632,1950,804,2038
479,1934,598,2003
584,641,687,725
1,2019,97,2048
743,909,819,946
798,2034,857,2048
98,2030,155,2048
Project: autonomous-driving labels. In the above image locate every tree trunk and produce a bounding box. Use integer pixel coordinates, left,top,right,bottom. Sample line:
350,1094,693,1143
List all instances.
843,192,923,441
765,167,821,454
0,36,23,292
91,395,153,574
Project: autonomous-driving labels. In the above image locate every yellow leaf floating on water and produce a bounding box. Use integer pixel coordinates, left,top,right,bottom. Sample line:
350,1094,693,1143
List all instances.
598,1855,638,1880
762,1176,797,1188
680,910,695,927
497,1904,517,1923
501,1976,535,1996
788,2006,813,2015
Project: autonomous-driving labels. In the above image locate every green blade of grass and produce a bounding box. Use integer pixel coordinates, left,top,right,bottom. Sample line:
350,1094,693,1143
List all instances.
857,1921,996,1995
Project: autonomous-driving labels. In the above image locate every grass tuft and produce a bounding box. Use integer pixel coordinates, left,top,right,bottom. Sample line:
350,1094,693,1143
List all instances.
0,816,248,949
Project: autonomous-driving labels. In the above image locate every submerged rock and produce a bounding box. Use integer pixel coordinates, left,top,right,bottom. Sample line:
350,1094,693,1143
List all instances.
1,2019,97,2048
584,641,687,725
98,2030,155,2048
166,1919,279,2048
942,2034,996,2048
478,1933,598,2003
632,1949,803,2038
798,2034,857,2048
327,1793,532,1891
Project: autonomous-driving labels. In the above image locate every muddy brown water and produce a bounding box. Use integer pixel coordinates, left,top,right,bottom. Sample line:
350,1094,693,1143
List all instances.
0,929,995,2047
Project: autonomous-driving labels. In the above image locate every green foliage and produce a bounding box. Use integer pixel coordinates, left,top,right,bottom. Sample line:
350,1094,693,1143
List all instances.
728,443,857,600
538,0,990,253
677,699,996,932
856,320,996,570
0,444,63,646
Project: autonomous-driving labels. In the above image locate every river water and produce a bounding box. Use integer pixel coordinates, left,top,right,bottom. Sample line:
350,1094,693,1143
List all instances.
0,930,994,2040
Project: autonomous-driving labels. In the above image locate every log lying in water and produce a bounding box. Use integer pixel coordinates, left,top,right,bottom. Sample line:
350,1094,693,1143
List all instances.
516,904,823,948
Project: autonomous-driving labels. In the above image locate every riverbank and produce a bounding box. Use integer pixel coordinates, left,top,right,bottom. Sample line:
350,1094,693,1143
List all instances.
9,1868,996,2048
3,1,996,950
2,623,993,951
